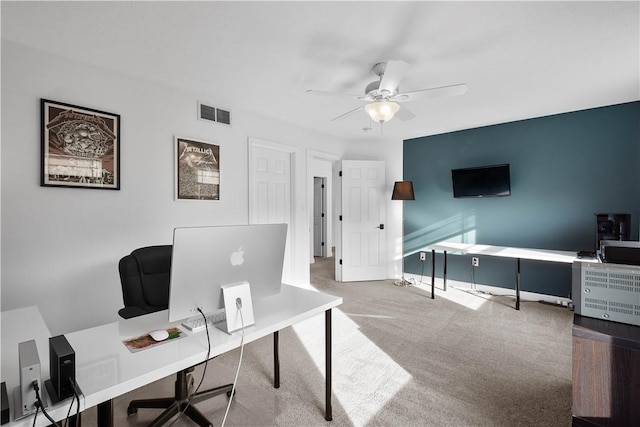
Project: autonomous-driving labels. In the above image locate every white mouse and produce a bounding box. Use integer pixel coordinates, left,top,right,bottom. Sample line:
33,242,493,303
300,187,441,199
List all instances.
149,329,169,342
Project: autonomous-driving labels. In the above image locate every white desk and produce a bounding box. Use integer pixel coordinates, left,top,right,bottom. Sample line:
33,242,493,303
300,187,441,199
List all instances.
426,242,589,309
2,285,342,426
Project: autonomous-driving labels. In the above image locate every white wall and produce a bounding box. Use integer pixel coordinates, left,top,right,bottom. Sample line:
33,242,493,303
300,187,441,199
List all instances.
0,40,350,334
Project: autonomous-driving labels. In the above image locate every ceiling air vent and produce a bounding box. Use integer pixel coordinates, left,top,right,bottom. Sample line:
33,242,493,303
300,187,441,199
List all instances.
198,101,231,127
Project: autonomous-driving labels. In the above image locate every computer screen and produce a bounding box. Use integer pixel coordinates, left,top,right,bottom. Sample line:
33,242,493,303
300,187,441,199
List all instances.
168,223,288,323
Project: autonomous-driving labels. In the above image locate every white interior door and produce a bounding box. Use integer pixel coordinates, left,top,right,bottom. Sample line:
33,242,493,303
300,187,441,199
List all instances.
248,139,293,284
337,160,386,282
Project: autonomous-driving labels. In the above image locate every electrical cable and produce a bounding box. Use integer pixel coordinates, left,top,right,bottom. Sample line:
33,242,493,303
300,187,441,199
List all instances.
220,299,245,427
64,379,81,427
471,262,476,290
192,308,212,398
72,380,81,427
468,263,492,295
167,308,212,427
31,404,38,427
62,389,75,427
33,381,60,427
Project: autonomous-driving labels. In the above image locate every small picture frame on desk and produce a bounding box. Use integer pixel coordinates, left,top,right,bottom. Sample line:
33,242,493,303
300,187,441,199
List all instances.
41,99,120,190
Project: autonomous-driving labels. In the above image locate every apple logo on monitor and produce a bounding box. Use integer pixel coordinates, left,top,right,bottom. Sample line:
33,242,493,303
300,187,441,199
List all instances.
230,247,245,266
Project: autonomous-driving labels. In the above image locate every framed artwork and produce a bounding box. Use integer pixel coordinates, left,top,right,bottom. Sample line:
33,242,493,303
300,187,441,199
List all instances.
175,136,220,200
41,99,120,190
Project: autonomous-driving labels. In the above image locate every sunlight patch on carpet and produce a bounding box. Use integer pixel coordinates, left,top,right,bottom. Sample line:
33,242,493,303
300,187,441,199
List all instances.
342,313,394,319
292,307,412,426
410,278,488,310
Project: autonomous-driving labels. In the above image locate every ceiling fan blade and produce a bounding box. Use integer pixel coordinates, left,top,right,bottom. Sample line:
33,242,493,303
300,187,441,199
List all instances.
331,105,365,122
378,60,409,94
306,89,360,99
356,94,376,102
395,106,416,121
395,83,468,101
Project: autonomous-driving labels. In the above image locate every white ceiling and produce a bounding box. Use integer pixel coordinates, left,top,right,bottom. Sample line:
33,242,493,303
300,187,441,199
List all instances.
2,1,639,142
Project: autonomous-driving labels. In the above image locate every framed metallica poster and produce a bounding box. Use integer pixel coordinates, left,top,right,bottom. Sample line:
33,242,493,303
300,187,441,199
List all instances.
41,99,120,189
175,136,220,200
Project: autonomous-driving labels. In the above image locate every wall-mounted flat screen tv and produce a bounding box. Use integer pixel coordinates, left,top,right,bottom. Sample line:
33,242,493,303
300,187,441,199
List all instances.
451,164,511,198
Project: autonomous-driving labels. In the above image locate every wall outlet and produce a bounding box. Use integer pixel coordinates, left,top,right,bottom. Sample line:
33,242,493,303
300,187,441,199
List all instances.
419,252,426,261
472,257,479,267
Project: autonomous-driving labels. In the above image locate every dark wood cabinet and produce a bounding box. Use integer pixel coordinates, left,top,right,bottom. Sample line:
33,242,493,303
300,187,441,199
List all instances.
572,315,640,426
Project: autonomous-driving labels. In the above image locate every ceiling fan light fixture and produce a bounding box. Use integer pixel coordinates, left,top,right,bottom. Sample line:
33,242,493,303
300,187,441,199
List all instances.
365,100,400,123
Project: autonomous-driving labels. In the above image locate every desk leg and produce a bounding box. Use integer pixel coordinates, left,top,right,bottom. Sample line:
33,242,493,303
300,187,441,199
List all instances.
325,309,333,421
431,250,436,299
68,413,81,427
273,331,280,389
97,399,113,427
516,258,521,311
443,250,447,292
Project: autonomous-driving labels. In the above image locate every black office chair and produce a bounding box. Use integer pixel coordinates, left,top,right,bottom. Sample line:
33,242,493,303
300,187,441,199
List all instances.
118,245,234,427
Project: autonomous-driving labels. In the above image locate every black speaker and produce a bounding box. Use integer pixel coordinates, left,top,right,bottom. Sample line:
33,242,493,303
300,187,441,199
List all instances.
48,335,75,402
595,213,631,250
1,382,9,425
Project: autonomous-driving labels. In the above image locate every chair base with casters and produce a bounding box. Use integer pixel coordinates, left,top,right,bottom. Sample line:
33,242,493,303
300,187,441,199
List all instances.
127,367,234,427
118,245,235,427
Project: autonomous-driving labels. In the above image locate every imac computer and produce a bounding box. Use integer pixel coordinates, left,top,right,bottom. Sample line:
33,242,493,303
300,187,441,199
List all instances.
168,223,288,323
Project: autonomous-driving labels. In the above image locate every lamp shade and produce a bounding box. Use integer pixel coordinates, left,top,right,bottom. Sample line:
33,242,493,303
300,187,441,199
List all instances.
364,100,400,123
392,181,415,200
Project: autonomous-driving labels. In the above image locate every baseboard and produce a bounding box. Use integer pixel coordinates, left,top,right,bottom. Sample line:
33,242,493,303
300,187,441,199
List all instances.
404,273,573,307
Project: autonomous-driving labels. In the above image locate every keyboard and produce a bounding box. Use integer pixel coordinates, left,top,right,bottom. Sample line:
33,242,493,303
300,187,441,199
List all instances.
181,310,226,332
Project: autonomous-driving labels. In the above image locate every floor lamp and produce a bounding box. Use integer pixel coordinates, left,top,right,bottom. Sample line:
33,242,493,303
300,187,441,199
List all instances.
392,181,415,286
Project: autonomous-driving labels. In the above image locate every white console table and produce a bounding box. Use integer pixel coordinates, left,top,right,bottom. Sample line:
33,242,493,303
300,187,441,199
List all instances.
426,242,588,309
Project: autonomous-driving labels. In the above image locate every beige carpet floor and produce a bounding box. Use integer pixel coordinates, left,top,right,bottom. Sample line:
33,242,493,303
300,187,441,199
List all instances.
81,256,573,426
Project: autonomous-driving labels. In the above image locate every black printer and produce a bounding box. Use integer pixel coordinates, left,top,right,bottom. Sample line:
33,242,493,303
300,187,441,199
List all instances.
600,240,640,265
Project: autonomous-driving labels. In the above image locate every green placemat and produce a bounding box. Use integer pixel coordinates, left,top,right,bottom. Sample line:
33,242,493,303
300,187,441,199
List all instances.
123,327,185,353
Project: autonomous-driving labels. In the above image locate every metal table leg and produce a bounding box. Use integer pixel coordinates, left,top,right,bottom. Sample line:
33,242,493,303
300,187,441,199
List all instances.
443,250,448,291
325,309,333,421
273,331,280,388
431,250,436,299
516,258,521,310
97,399,113,427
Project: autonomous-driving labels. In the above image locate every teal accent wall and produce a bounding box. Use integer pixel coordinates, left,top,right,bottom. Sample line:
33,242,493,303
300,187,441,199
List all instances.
403,101,640,297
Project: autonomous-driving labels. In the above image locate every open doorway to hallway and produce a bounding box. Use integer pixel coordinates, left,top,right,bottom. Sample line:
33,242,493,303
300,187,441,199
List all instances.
307,150,339,283
313,176,327,258
310,253,335,284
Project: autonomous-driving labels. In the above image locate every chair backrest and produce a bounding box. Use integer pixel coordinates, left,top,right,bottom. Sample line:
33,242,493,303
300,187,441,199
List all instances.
118,245,172,319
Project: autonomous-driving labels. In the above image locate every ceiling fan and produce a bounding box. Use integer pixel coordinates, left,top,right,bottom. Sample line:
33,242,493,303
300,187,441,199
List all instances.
306,60,467,124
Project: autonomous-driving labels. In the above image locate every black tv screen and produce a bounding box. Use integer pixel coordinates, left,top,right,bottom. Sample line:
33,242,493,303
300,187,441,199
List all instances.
451,164,511,198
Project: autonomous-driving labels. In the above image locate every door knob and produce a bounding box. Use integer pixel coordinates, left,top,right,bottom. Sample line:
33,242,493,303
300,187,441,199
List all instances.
377,224,384,230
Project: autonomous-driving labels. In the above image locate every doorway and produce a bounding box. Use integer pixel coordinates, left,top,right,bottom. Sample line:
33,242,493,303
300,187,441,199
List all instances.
313,177,327,257
307,150,339,265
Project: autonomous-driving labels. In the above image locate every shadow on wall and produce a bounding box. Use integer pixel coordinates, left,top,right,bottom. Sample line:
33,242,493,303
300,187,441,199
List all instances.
405,209,477,255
